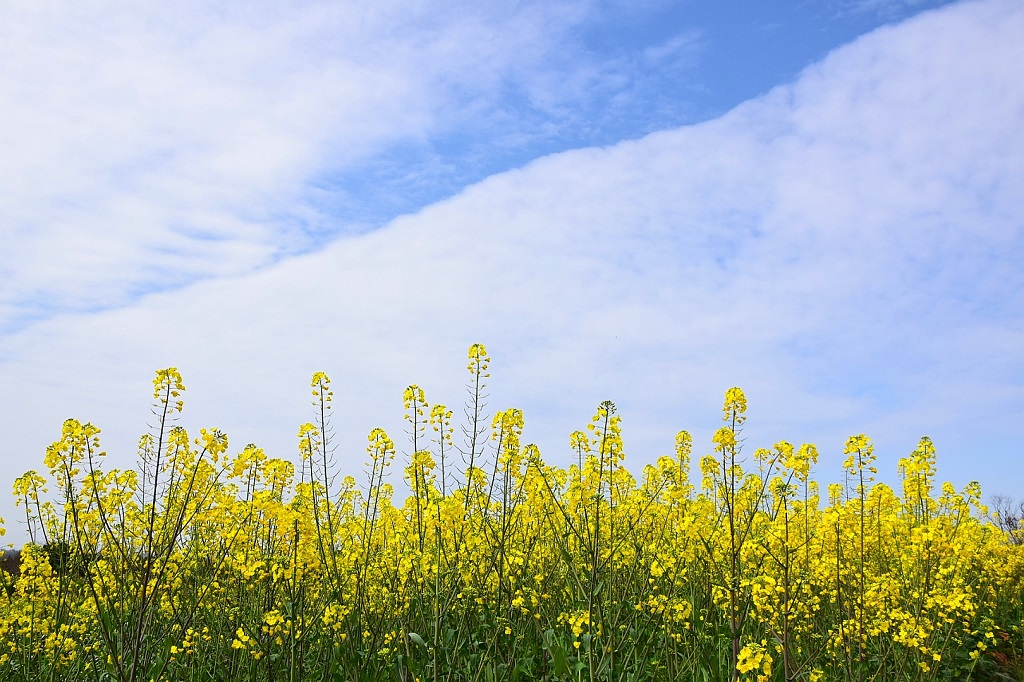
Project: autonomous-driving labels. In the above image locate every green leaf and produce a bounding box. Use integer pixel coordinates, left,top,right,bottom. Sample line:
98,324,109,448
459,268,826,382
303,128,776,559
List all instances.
146,656,165,682
551,640,569,677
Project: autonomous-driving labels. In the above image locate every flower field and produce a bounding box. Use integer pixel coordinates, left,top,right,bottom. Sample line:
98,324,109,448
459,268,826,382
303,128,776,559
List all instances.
1,344,1022,682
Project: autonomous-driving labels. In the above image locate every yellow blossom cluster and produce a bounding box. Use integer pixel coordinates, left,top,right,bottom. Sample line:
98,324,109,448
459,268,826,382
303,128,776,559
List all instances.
0,348,1022,682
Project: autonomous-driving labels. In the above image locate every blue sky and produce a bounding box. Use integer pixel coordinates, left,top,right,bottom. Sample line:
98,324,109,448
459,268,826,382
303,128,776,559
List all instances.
1,0,1020,544
310,0,962,232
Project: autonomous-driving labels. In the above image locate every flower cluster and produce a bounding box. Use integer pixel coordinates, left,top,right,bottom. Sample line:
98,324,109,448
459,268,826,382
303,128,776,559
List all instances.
1,349,1022,682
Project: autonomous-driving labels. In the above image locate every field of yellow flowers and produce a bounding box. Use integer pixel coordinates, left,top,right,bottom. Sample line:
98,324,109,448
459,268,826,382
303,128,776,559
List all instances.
1,344,1022,682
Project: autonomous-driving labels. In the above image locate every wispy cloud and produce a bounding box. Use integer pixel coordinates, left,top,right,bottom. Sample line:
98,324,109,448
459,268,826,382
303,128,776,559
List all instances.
2,0,664,332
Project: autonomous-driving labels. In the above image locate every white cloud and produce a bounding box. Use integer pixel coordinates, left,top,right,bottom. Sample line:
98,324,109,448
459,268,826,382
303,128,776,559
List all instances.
643,31,703,67
0,0,612,331
2,0,1023,544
